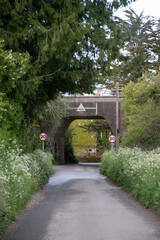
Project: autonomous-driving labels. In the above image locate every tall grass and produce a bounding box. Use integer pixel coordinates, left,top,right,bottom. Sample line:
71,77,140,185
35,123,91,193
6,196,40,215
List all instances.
0,141,53,235
100,147,160,213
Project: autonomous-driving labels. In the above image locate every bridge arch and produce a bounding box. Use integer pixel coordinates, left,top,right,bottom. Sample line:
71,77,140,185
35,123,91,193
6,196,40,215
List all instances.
45,96,124,164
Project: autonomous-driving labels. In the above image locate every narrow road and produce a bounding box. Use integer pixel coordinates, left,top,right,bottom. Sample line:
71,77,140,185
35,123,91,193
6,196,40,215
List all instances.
2,164,160,240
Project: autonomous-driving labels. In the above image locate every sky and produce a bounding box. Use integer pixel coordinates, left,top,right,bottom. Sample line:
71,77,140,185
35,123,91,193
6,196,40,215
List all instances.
115,0,160,19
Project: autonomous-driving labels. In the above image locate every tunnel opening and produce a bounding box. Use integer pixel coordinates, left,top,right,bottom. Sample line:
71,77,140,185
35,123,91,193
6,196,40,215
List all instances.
64,118,111,164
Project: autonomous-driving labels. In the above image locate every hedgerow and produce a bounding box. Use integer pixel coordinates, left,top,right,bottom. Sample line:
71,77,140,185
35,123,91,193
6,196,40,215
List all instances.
100,148,160,213
0,142,53,235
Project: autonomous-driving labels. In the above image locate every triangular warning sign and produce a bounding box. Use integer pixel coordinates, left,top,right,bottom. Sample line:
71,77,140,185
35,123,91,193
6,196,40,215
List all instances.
77,103,86,112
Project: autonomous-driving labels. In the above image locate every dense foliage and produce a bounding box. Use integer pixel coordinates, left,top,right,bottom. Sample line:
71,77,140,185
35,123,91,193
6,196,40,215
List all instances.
100,148,160,213
0,0,137,150
0,39,33,104
0,38,68,151
0,0,136,111
0,143,53,235
0,0,138,148
122,73,160,149
0,39,31,140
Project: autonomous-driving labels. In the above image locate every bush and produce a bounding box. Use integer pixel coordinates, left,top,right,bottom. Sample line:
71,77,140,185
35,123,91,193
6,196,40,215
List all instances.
100,148,160,213
0,142,53,235
122,75,160,149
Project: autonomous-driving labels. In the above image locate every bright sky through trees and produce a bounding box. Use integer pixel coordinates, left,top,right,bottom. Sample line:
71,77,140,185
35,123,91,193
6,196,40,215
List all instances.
115,0,160,19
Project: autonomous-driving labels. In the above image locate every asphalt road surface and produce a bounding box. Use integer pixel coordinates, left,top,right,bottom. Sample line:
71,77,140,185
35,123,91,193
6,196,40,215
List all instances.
2,163,160,240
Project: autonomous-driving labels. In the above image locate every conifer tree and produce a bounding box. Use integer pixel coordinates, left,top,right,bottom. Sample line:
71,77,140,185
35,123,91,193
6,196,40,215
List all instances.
103,9,158,89
0,0,136,113
152,19,160,73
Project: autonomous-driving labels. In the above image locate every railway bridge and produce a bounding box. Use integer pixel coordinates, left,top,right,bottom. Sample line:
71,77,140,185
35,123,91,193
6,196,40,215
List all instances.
45,96,124,163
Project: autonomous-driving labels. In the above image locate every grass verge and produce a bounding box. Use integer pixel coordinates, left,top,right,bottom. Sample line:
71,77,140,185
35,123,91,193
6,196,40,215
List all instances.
0,143,53,236
100,147,160,213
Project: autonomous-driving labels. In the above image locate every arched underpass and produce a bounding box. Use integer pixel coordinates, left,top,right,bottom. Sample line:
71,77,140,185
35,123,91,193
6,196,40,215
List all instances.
45,96,124,164
66,118,110,163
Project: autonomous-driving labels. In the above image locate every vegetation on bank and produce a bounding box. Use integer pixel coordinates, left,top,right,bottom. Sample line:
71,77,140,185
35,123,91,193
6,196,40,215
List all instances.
0,23,68,237
122,73,160,149
0,142,53,236
100,148,160,213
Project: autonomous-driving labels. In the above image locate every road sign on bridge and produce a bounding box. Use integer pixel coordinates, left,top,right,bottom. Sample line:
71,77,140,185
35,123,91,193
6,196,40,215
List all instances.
77,103,86,112
70,101,98,115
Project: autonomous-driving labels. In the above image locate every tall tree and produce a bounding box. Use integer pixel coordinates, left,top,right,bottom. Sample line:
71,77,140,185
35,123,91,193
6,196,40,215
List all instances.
152,18,160,73
0,0,136,113
102,9,157,89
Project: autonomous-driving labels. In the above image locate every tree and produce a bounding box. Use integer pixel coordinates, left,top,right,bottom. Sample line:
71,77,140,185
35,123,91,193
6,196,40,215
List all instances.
0,39,33,102
102,9,158,89
152,18,160,73
39,94,69,133
0,39,32,137
122,73,160,149
21,94,69,152
0,0,136,114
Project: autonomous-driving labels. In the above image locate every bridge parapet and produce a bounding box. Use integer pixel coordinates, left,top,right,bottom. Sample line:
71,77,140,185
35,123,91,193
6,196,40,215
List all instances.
66,96,124,102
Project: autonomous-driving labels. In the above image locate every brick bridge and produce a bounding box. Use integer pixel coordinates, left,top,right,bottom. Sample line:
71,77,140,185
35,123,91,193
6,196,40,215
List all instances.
45,96,124,164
